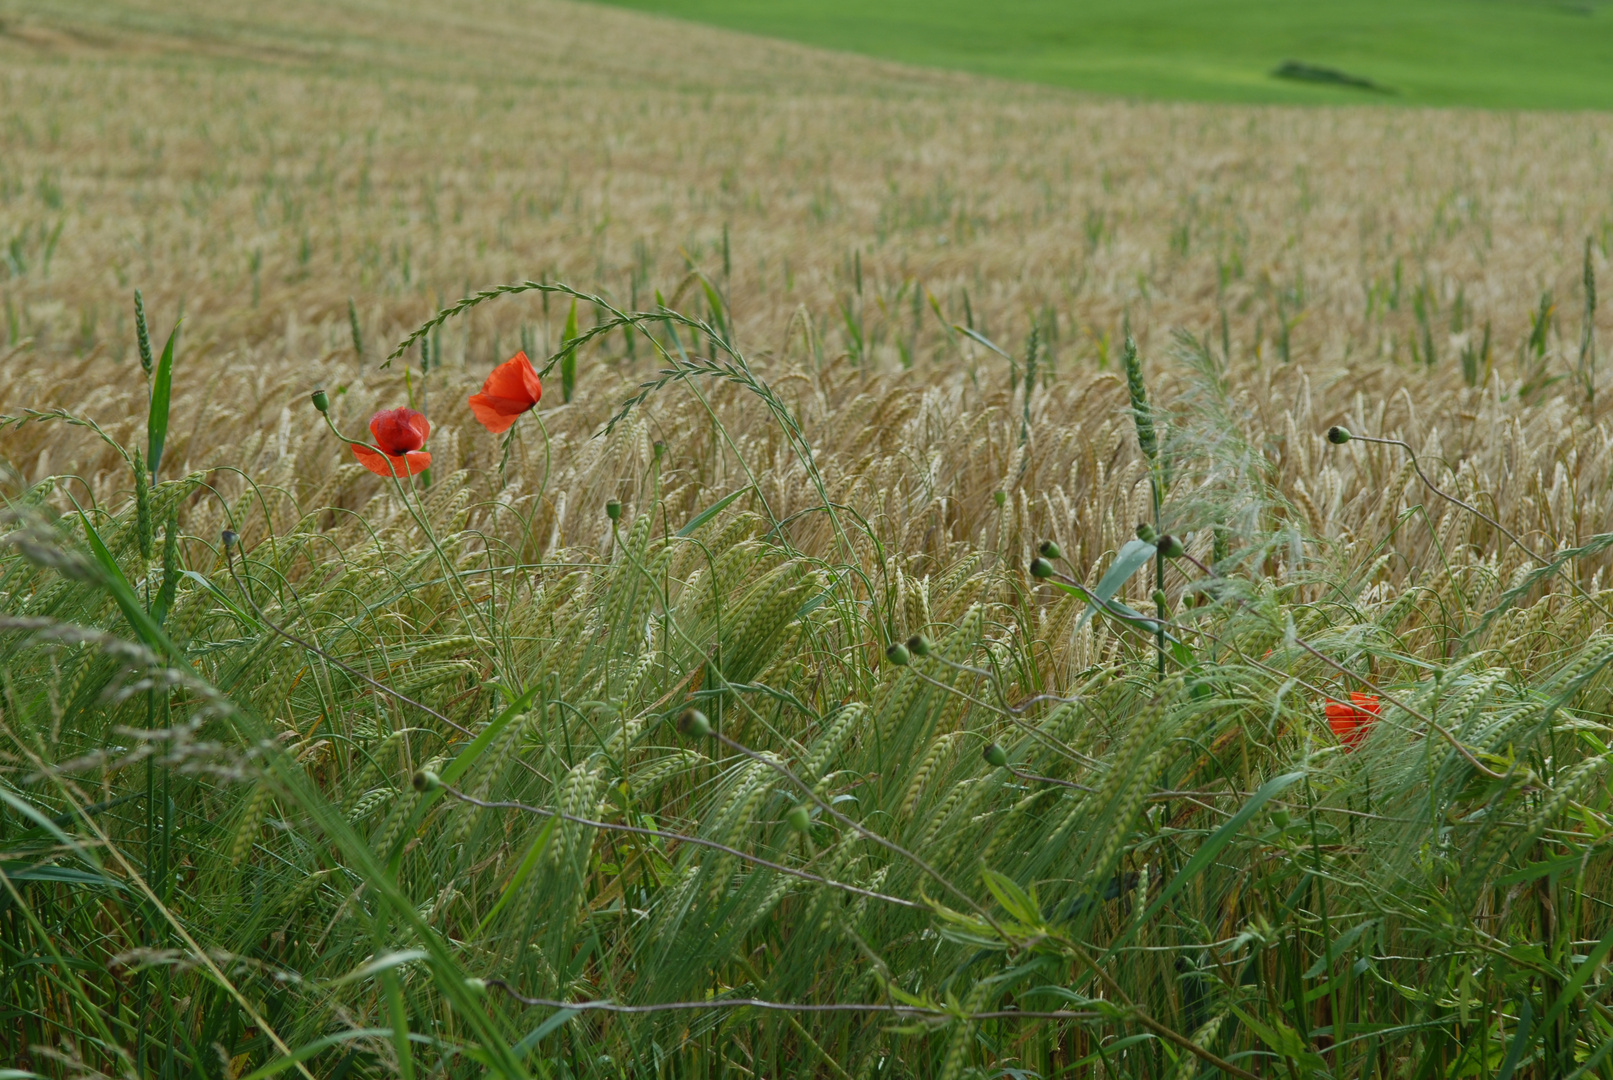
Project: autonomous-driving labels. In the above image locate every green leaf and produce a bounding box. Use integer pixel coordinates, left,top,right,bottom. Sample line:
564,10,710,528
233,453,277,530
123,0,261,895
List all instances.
475,816,556,937
1495,997,1532,1080
327,949,429,989
384,682,543,871
676,487,748,537
512,1007,580,1061
981,869,1042,927
146,321,179,482
560,299,578,403
74,505,181,661
1539,921,1613,1032
1073,539,1157,631
236,1029,395,1080
0,863,123,889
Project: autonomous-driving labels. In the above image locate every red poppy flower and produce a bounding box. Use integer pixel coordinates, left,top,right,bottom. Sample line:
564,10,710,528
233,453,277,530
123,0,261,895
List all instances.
1324,692,1380,750
468,351,543,435
351,406,432,477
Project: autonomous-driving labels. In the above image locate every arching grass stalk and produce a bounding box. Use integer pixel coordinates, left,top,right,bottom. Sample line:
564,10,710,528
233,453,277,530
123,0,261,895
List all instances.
382,279,856,562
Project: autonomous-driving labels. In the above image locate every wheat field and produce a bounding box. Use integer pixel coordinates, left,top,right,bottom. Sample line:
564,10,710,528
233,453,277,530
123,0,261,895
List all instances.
5,1,1613,1078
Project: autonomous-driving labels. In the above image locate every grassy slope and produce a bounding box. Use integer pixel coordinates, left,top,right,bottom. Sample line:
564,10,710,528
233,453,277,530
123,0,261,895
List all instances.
593,0,1613,108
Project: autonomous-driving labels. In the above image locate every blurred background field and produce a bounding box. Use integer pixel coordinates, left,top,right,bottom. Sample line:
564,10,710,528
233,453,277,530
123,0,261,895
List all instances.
593,0,1613,109
5,1,1613,1078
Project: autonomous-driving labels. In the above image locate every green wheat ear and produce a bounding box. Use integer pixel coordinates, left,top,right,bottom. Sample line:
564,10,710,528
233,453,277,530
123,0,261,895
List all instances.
348,297,364,359
1121,333,1157,464
133,288,153,375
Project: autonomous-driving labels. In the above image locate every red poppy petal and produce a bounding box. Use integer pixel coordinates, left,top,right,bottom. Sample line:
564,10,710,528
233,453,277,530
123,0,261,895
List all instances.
351,445,430,478
481,353,541,406
352,444,399,476
369,407,429,454
468,392,532,434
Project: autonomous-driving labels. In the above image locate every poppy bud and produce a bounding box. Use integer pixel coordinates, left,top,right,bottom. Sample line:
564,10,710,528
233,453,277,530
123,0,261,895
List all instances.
464,977,487,995
993,491,1006,507
606,499,622,522
885,642,911,666
1029,557,1054,579
677,708,712,737
221,529,238,549
906,634,931,657
983,743,1008,768
412,769,441,792
1157,534,1185,559
311,389,330,414
653,440,666,460
1135,522,1158,544
1271,808,1291,828
1038,539,1063,561
1327,426,1352,445
1153,589,1168,611
786,804,812,833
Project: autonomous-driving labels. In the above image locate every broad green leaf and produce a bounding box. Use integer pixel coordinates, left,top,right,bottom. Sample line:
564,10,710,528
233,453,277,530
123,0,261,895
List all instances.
1074,539,1157,631
73,505,181,661
147,321,180,481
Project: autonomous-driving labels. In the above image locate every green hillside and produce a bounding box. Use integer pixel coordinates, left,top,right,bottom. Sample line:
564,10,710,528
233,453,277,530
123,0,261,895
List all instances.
594,0,1613,108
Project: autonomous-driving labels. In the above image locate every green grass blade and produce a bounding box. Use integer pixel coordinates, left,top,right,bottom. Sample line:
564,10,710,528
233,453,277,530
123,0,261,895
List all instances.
146,321,179,481
236,1029,394,1080
677,486,749,536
